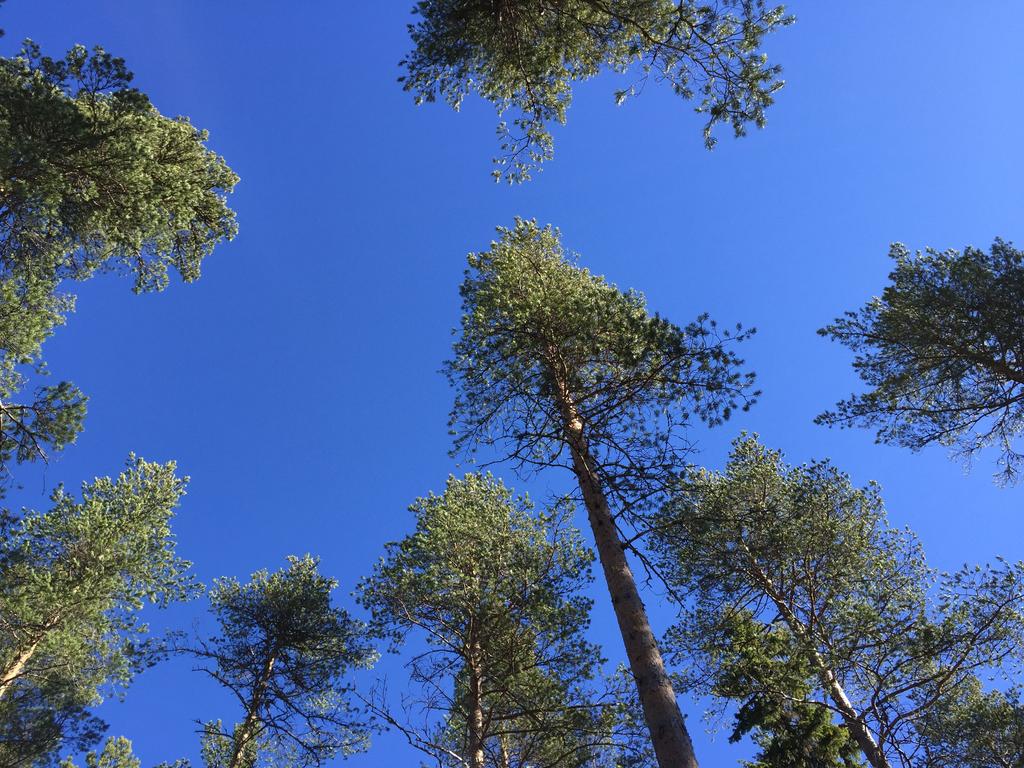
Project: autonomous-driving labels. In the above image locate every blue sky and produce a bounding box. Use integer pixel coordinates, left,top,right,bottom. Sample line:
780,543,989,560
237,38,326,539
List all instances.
3,1,1023,765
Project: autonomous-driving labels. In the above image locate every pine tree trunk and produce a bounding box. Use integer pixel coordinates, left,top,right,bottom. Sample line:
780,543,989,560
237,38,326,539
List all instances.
0,636,42,700
821,672,892,768
498,734,511,768
743,550,892,768
229,654,276,768
555,390,699,768
466,634,487,768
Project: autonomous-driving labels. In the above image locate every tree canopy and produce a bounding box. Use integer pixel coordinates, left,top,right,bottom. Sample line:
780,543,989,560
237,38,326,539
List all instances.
359,473,632,768
819,239,1024,484
447,218,756,517
652,436,1024,768
0,40,237,491
402,0,791,181
192,555,375,768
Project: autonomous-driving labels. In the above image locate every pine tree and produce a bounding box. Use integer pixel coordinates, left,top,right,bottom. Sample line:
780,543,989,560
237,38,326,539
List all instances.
0,458,196,768
652,435,1024,768
445,219,758,768
192,556,375,768
819,239,1024,484
0,40,237,491
359,473,625,768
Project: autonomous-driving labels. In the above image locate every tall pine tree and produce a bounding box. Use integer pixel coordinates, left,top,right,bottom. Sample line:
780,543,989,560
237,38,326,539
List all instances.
445,220,757,768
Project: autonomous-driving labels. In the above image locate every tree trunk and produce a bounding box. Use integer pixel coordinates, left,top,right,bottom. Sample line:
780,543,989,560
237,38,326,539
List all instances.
230,653,276,768
466,634,487,768
555,391,699,768
498,733,511,768
820,668,892,768
0,636,42,700
743,552,892,768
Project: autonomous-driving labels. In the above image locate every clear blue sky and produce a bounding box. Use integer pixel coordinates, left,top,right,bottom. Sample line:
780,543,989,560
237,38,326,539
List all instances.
4,1,1023,765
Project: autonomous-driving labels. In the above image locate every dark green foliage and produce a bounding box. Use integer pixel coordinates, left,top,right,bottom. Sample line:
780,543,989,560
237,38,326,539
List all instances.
0,40,237,491
193,556,375,768
915,680,1024,768
711,613,862,768
403,0,792,180
447,218,757,519
819,239,1024,484
359,473,624,768
652,436,1024,767
0,458,196,768
0,690,103,768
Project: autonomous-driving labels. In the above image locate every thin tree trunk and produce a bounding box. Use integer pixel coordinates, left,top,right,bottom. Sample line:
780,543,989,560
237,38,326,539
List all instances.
743,551,892,768
230,653,277,768
554,389,699,768
498,733,511,768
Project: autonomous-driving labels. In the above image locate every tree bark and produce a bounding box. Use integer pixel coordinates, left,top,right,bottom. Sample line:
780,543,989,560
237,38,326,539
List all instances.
0,636,42,700
554,388,699,768
498,733,511,768
466,634,487,768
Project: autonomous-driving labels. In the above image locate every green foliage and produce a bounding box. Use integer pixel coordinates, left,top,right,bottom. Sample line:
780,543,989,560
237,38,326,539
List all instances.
60,737,140,768
0,457,196,768
200,720,255,768
359,473,622,768
819,239,1024,484
402,0,792,181
193,555,375,768
711,613,862,768
60,735,189,768
446,218,756,518
0,40,237,490
0,689,104,768
652,435,1024,766
915,679,1024,768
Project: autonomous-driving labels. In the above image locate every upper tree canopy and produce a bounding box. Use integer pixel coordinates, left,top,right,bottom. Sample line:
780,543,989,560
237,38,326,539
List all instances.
447,218,757,516
402,0,792,181
819,239,1024,484
0,41,238,491
194,555,375,768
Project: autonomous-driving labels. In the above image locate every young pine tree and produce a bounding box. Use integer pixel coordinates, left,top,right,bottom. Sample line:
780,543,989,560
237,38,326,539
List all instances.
445,220,758,768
